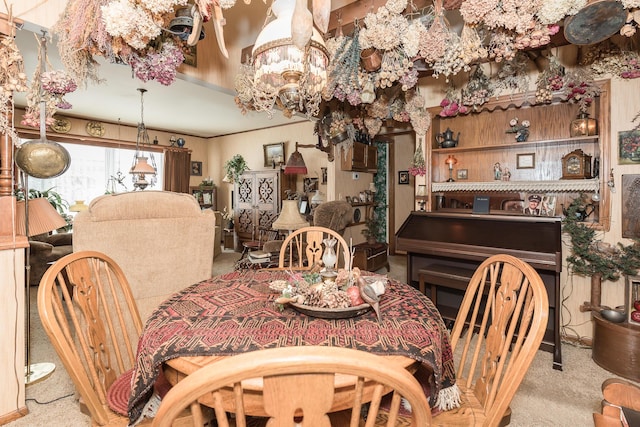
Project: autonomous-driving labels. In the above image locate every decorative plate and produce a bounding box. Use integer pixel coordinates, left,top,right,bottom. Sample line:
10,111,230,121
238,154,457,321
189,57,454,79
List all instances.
290,302,371,319
86,121,106,137
50,118,71,133
353,208,361,223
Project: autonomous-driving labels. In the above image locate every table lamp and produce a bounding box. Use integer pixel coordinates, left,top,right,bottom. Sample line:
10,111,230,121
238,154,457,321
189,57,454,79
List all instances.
445,155,458,182
69,200,88,213
272,200,309,232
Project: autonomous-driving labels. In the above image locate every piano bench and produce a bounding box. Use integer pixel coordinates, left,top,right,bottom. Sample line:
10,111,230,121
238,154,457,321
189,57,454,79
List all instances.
418,264,475,306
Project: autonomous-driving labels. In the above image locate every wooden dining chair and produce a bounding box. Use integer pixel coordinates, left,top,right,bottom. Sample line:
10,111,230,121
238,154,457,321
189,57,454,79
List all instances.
432,254,549,427
151,346,432,427
593,378,640,427
37,251,193,426
276,225,351,271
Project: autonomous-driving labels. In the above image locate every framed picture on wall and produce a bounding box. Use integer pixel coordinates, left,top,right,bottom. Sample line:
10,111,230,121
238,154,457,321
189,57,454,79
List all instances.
191,161,202,176
398,171,409,185
263,142,285,167
618,130,640,164
622,174,640,238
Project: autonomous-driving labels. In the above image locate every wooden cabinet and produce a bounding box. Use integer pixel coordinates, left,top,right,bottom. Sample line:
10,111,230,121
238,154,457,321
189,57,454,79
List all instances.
426,80,611,230
191,186,217,210
233,170,296,245
341,142,378,172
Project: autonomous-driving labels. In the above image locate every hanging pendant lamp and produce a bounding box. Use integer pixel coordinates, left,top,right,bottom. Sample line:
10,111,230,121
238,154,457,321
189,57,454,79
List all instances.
130,88,157,190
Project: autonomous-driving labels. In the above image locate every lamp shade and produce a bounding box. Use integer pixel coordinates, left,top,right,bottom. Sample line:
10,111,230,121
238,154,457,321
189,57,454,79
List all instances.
69,200,88,212
283,149,308,175
15,198,67,236
272,200,309,230
130,156,156,174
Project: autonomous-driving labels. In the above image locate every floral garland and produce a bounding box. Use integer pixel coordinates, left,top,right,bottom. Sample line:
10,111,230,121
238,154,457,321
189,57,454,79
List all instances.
0,32,28,141
563,71,600,114
408,142,426,176
21,34,78,129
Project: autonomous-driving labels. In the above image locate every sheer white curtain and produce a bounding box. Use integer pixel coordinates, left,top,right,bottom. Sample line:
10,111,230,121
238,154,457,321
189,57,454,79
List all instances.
26,141,164,205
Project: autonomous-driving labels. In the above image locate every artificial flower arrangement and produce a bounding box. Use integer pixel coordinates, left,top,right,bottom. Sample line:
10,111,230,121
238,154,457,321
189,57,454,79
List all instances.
21,38,78,128
563,72,601,114
0,30,28,140
270,267,385,310
408,143,426,176
221,207,234,229
506,117,530,142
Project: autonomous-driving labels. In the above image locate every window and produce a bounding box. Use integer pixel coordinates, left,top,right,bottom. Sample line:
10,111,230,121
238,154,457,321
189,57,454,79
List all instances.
26,141,164,206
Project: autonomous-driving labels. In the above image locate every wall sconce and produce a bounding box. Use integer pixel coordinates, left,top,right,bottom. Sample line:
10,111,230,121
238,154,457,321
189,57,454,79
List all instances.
445,155,458,182
416,184,428,211
283,141,322,174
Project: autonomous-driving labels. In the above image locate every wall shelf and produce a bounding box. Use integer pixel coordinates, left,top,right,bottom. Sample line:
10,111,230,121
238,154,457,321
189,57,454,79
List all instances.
432,179,600,193
432,136,599,154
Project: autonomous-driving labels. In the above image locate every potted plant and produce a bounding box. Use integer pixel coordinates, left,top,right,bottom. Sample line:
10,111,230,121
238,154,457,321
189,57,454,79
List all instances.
563,194,640,313
223,155,249,183
361,214,381,245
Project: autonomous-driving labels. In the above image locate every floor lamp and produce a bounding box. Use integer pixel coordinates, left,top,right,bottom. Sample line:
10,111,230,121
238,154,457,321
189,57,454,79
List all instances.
13,32,71,385
15,175,67,384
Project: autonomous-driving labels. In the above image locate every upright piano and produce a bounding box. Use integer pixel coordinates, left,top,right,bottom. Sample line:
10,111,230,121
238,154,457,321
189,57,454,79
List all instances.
396,211,562,370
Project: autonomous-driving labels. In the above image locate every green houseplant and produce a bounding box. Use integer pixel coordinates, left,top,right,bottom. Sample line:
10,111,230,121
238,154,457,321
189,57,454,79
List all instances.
223,155,249,183
563,194,640,313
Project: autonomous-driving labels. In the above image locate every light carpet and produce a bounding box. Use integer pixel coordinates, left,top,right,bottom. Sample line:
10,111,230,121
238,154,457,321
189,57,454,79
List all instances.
8,249,638,426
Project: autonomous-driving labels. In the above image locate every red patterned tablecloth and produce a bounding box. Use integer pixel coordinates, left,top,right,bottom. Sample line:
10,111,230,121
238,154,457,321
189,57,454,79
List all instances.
128,269,456,423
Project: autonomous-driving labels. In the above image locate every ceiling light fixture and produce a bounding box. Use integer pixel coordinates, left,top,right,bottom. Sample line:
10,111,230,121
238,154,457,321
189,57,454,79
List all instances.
130,88,157,190
251,0,329,117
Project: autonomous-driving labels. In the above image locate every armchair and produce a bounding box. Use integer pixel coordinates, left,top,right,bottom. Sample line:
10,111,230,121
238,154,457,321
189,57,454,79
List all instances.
29,232,73,286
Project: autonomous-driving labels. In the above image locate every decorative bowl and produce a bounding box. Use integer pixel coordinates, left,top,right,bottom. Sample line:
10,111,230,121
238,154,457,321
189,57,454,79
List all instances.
600,308,626,323
290,302,371,319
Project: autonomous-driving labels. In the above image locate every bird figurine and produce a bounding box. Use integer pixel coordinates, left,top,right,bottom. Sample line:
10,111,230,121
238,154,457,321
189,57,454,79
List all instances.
357,275,382,323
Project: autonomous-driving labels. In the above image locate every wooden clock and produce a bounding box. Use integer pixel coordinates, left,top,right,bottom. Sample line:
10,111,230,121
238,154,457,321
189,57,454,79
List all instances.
561,149,592,179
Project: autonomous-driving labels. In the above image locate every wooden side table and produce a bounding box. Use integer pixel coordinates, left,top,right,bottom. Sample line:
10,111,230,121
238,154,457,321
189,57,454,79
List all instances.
353,242,389,273
593,312,640,382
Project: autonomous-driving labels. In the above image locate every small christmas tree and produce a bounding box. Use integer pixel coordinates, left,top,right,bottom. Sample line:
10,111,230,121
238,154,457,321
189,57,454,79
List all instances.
563,194,640,312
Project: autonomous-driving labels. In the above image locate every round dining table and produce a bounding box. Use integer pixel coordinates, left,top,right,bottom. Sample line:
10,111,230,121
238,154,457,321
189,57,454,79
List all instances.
128,269,456,423
163,353,418,417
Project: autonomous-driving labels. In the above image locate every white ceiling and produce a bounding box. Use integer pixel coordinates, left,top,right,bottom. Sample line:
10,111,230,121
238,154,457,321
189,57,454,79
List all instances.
12,18,307,139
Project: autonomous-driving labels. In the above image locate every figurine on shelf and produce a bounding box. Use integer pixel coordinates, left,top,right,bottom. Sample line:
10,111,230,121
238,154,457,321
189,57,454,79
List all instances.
506,117,530,142
494,162,502,180
502,167,511,181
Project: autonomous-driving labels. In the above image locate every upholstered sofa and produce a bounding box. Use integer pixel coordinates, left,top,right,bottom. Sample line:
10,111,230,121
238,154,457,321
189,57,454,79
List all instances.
73,191,216,320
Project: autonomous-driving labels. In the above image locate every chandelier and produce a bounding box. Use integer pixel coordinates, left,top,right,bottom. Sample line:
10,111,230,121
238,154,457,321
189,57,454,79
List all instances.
130,88,157,190
251,0,329,116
